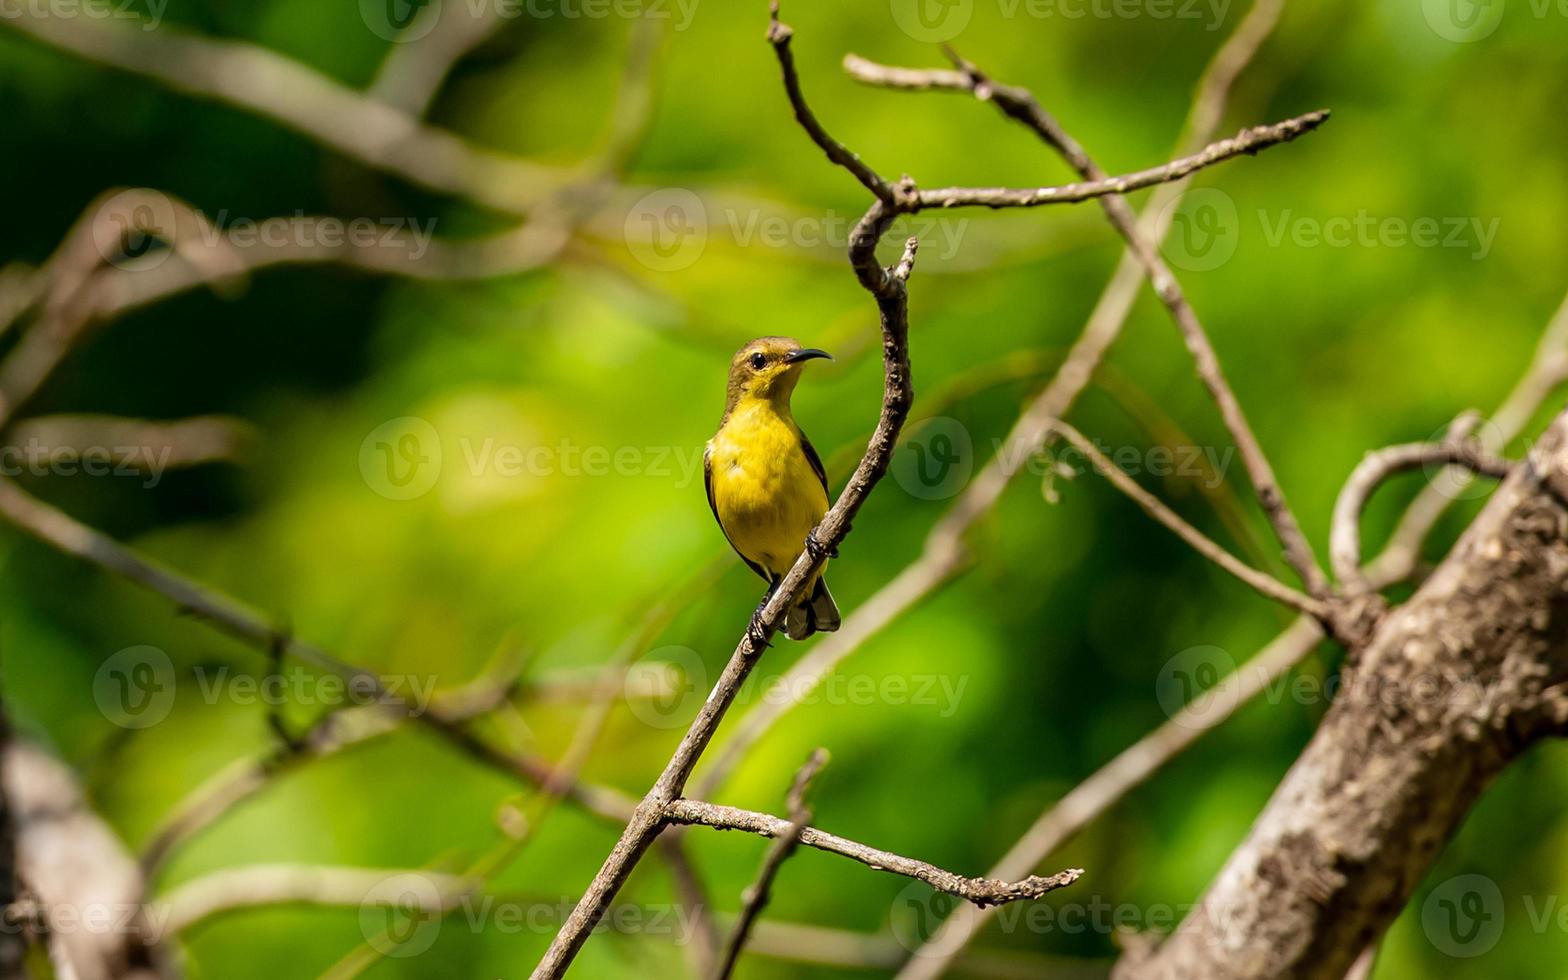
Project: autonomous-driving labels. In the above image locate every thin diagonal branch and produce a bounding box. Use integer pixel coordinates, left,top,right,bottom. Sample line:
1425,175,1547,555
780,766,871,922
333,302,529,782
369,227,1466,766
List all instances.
766,3,895,202
1051,420,1330,619
848,48,1332,599
711,749,827,980
530,10,936,975
911,112,1326,210
665,798,1081,906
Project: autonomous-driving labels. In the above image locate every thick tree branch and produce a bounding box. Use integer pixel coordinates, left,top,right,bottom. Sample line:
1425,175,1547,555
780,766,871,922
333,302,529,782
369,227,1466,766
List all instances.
898,283,1568,976
1115,407,1568,980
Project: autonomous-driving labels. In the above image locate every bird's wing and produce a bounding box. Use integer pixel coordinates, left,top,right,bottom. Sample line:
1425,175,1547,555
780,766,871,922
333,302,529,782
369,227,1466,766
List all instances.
798,430,830,499
704,443,776,585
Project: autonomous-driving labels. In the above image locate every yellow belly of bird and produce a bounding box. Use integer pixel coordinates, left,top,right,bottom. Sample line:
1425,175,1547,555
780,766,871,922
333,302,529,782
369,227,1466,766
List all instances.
708,406,829,583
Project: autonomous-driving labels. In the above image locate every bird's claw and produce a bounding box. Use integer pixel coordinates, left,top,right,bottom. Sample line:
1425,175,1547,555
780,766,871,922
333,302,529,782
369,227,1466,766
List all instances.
746,613,772,652
805,530,838,562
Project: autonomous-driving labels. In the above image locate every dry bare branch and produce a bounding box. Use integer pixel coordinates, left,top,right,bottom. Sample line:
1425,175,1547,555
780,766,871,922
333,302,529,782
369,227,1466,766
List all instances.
665,798,1081,907
1050,419,1330,618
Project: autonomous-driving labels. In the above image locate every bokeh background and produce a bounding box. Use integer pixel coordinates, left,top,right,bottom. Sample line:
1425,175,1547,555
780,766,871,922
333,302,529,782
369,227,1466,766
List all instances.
3,0,1568,977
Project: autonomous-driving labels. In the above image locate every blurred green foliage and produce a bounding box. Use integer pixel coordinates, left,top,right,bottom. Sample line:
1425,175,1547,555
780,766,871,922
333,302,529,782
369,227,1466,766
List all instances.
4,0,1568,977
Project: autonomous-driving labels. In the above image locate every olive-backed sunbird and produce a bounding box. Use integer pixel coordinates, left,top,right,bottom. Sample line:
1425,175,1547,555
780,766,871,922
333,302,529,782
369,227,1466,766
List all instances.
704,337,841,641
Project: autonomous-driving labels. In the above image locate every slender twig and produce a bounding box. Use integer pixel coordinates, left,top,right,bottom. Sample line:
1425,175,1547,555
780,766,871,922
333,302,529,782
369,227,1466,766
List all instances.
765,5,893,202
1050,420,1330,619
1330,438,1513,592
846,50,1331,600
893,286,1568,979
692,0,1289,801
666,798,1081,906
711,749,827,980
912,113,1326,210
660,836,722,978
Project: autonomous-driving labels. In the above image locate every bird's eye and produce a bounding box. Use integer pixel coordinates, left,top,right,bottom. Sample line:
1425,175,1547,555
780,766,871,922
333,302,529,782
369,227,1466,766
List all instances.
749,352,767,370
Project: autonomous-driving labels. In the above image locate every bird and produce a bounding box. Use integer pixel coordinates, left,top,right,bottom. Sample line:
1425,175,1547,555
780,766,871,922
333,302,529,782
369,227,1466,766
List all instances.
705,337,841,643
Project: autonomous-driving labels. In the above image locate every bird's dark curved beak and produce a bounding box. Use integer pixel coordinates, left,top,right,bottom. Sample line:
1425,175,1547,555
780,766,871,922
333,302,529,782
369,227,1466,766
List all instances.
784,348,833,365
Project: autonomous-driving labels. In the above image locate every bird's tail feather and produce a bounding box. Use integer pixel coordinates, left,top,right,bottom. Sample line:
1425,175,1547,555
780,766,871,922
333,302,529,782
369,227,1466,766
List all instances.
784,577,840,640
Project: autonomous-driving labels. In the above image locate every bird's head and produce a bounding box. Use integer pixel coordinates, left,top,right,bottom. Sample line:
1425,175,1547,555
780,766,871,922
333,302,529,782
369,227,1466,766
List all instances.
724,336,832,412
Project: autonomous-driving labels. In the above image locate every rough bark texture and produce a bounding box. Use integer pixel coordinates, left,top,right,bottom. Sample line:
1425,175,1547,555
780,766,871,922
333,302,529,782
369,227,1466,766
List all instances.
1117,407,1568,980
